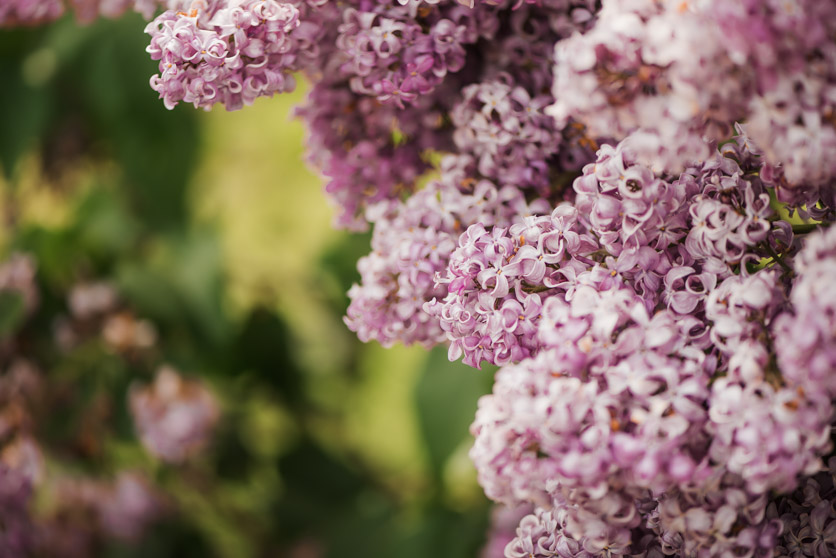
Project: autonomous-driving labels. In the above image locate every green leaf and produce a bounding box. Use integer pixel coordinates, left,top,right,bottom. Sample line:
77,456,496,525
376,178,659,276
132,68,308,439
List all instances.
0,291,26,337
233,307,304,405
0,59,51,176
413,347,494,479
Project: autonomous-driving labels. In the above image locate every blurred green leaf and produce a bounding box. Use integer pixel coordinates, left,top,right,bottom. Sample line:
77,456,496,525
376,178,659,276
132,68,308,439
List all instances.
77,16,200,230
0,290,26,337
274,439,368,539
117,228,230,347
103,515,214,558
15,226,81,288
414,347,494,479
74,186,139,259
318,230,372,313
392,505,489,558
233,307,304,405
0,45,52,175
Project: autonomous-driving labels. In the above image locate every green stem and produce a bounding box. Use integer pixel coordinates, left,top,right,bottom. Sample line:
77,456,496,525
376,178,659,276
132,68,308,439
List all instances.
763,243,793,274
522,284,551,294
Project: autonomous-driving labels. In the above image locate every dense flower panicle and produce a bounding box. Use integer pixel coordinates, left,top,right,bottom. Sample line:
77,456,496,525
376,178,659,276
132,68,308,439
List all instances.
0,0,64,26
547,0,836,184
504,508,601,558
37,473,162,557
652,474,782,558
8,1,836,556
99,472,163,541
547,0,747,173
772,458,836,558
714,0,836,187
705,268,832,497
0,0,184,27
0,465,34,558
296,78,449,230
574,136,793,316
451,76,571,195
334,1,492,107
145,0,303,110
426,204,599,368
707,376,831,496
469,285,713,508
345,163,549,347
774,225,836,399
129,366,220,463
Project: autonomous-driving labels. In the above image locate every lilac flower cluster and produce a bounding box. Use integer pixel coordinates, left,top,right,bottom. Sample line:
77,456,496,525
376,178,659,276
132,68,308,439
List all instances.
774,226,836,399
0,0,64,26
333,1,485,107
451,77,566,195
345,162,548,347
11,1,836,556
772,458,836,558
0,465,34,557
548,0,836,190
425,204,598,367
144,0,605,225
0,0,179,26
145,0,303,110
142,0,835,539
129,365,220,463
548,0,748,174
0,255,192,557
463,140,834,555
296,78,449,229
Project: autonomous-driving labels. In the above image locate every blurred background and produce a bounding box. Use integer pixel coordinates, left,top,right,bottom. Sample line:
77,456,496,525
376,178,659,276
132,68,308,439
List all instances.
0,12,500,558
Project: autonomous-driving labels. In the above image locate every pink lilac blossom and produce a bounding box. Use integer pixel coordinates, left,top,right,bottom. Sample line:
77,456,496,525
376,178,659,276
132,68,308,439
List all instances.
129,366,220,463
503,507,601,558
469,284,713,509
296,78,449,230
334,1,491,107
652,473,782,558
467,140,833,555
451,76,569,195
774,225,836,399
345,164,548,348
7,1,836,555
712,0,836,187
548,0,836,185
0,0,64,26
547,0,749,174
145,0,302,110
0,0,183,27
772,458,836,558
426,204,599,368
0,465,34,558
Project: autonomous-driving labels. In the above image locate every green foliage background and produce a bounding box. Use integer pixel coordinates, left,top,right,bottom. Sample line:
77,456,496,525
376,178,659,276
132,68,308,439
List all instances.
0,12,496,558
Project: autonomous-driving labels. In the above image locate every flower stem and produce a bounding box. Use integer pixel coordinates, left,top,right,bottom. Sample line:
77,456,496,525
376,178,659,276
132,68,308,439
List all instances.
762,243,793,274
